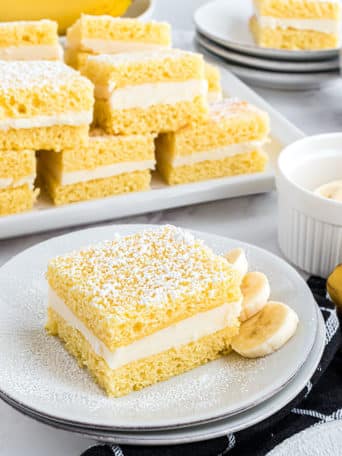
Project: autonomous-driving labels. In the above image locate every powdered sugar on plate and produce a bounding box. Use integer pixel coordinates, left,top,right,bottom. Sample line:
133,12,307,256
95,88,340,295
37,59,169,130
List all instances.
0,224,317,430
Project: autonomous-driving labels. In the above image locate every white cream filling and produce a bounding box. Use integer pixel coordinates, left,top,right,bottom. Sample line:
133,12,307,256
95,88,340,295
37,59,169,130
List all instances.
0,110,93,131
48,287,242,370
256,15,340,34
170,140,266,167
208,91,223,104
73,38,170,54
57,160,155,185
0,174,35,189
95,80,208,110
0,44,63,61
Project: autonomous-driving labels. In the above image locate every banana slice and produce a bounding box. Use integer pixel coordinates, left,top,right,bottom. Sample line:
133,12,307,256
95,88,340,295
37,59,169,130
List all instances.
240,271,270,322
225,248,248,279
315,180,342,202
232,301,299,358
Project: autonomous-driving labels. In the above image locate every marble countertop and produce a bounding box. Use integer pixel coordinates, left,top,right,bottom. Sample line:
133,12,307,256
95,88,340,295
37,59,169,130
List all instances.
1,1,341,454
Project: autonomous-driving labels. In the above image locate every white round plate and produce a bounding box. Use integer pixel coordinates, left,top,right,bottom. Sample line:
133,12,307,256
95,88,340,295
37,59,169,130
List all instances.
195,39,340,91
0,225,317,431
267,420,342,455
194,0,339,62
123,0,155,20
196,33,340,73
0,310,325,445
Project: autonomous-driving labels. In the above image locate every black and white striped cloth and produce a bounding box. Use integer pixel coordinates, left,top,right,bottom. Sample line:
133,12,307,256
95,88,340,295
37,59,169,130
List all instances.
82,277,341,456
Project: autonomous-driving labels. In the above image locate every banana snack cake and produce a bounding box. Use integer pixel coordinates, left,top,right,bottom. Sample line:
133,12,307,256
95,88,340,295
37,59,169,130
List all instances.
250,0,341,50
84,49,209,135
46,225,242,397
156,98,270,185
0,61,94,151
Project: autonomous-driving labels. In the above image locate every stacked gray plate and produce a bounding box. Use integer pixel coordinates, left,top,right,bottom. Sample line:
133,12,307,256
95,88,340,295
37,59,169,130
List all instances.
0,225,326,445
194,0,341,90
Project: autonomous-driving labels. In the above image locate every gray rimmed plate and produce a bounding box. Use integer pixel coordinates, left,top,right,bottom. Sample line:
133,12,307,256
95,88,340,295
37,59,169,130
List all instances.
194,0,340,62
0,225,317,431
196,32,340,73
195,38,340,91
0,309,325,445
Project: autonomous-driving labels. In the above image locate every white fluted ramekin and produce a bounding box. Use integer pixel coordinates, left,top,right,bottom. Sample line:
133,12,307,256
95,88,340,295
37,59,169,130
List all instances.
277,133,342,278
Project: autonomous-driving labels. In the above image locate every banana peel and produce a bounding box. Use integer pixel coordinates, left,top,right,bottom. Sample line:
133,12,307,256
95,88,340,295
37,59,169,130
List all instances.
0,0,132,34
327,264,342,310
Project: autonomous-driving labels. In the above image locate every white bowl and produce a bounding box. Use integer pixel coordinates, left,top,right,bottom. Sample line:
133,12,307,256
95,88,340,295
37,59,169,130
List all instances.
277,133,342,277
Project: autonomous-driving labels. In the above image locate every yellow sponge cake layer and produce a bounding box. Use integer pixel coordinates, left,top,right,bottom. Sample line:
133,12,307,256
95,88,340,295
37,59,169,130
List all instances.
85,50,208,135
156,98,269,185
250,15,339,49
40,169,151,206
47,225,241,351
0,20,63,61
0,62,93,126
0,149,36,183
0,148,37,216
0,125,89,151
64,48,90,70
94,96,207,135
0,184,38,216
85,50,206,89
205,63,223,104
254,0,340,19
0,19,59,46
67,15,171,54
158,150,268,185
47,307,238,397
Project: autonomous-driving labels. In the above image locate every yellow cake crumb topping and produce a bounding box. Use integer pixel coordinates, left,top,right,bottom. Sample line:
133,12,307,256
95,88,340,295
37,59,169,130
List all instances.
0,149,35,181
205,62,222,94
0,19,59,47
84,49,205,88
0,184,38,216
0,61,94,120
254,0,340,19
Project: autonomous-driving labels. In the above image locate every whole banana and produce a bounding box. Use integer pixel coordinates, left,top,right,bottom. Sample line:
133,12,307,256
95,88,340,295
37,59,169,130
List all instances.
0,0,132,34
327,264,342,311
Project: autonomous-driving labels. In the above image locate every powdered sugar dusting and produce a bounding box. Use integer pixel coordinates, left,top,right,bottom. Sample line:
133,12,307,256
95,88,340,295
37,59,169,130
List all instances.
0,61,88,91
209,97,266,123
48,225,233,315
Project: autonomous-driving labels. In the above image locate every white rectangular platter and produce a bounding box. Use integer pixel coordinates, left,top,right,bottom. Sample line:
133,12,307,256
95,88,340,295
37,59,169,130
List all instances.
0,67,304,239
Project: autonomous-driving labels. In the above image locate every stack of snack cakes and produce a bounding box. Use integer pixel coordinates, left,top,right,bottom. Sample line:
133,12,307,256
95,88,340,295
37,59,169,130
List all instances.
0,14,270,215
0,20,93,215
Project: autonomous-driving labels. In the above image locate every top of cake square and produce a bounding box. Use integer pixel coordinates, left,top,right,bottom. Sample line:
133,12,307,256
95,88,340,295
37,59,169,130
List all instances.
0,61,84,91
254,0,340,19
0,61,94,126
47,225,241,349
0,19,59,47
66,15,171,48
84,49,205,88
